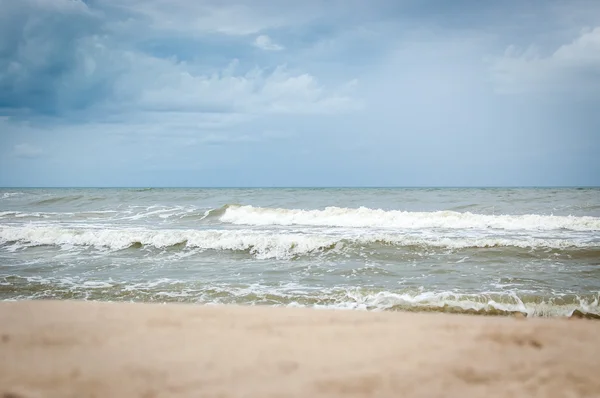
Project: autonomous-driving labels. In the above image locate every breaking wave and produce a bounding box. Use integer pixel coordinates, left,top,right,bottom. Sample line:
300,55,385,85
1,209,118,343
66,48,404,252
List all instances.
218,205,600,231
0,225,597,259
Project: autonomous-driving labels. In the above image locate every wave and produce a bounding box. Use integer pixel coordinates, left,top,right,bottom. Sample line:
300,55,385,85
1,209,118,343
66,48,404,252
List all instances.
0,206,209,222
1,192,23,199
30,195,86,206
0,211,19,218
130,188,155,192
29,194,108,206
4,203,598,230
0,225,342,259
218,205,600,231
2,276,599,318
1,225,597,259
200,204,240,221
310,289,600,318
0,210,119,220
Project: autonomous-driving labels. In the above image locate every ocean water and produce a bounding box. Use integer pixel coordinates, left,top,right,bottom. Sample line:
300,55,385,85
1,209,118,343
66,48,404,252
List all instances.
1,187,599,317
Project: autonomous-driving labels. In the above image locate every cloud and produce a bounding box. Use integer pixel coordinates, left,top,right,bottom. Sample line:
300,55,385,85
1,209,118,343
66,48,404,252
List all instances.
0,0,598,187
125,59,358,115
0,0,125,115
13,143,43,158
100,0,324,36
0,1,357,119
491,27,600,95
253,35,284,51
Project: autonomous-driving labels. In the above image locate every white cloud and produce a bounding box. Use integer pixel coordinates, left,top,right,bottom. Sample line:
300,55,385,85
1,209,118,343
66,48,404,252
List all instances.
491,27,600,95
254,35,284,51
14,143,43,158
100,45,359,115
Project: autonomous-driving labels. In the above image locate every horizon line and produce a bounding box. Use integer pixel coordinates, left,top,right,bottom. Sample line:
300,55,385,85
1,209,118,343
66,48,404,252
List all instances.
1,186,599,189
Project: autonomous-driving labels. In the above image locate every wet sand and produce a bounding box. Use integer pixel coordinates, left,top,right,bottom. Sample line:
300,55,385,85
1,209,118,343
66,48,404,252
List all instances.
1,301,599,397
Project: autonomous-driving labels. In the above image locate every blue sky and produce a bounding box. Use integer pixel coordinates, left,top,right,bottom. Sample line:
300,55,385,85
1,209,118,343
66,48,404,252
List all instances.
1,0,599,187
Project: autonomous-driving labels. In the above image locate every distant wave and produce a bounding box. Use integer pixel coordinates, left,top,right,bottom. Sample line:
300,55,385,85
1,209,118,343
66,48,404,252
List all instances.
29,195,88,206
0,206,212,222
218,205,600,231
0,210,119,220
1,225,597,259
1,192,23,199
130,188,155,192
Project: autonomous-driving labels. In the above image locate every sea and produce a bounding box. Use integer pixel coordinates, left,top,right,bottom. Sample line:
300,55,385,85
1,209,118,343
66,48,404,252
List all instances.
1,187,599,317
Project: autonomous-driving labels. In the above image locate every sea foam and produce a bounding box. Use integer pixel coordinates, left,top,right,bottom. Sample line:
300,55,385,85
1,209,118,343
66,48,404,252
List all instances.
0,225,595,259
5,274,599,318
219,205,600,231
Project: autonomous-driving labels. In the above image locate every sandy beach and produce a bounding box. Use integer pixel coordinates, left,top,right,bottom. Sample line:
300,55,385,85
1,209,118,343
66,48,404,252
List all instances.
0,302,599,397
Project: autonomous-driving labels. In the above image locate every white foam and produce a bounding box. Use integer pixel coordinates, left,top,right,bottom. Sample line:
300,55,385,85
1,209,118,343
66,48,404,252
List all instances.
118,206,186,221
220,205,600,231
0,225,596,259
153,283,600,317
0,211,51,219
229,284,600,317
0,225,338,259
1,192,23,199
82,281,114,288
4,275,599,317
309,289,600,317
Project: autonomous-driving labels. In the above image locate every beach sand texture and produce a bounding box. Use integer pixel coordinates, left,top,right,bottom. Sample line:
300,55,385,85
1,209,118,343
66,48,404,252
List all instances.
1,301,599,398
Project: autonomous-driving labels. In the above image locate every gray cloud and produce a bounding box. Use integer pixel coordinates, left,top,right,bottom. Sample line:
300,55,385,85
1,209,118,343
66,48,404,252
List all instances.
0,0,106,114
0,0,358,120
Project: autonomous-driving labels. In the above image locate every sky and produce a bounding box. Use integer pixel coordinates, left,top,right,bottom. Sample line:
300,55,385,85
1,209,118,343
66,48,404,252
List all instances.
0,0,599,187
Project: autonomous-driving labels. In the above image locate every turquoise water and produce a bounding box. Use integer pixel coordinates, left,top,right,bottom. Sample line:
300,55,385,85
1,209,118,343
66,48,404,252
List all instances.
1,188,599,317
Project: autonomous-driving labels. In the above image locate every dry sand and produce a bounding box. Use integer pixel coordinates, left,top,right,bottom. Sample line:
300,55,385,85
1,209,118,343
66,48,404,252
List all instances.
1,301,599,398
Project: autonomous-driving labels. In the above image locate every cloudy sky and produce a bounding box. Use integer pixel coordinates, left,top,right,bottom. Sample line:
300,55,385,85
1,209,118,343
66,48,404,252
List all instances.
1,0,599,187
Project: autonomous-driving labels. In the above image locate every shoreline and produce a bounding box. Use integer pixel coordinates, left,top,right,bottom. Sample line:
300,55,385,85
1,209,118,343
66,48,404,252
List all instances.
1,301,600,397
